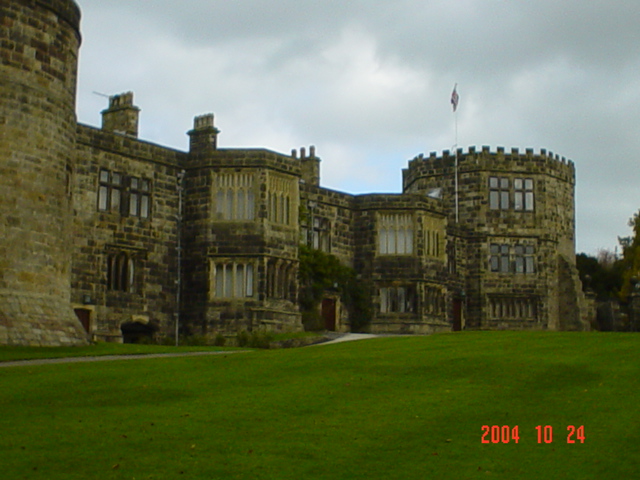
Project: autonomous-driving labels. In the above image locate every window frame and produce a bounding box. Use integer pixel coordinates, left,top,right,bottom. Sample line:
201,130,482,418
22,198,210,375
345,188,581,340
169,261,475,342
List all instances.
378,213,414,256
98,169,152,219
214,174,256,222
489,176,510,210
211,261,255,299
514,178,535,211
106,251,136,293
379,286,416,314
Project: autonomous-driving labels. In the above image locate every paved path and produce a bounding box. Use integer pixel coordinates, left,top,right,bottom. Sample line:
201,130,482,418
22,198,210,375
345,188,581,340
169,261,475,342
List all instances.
0,334,383,367
313,333,380,345
0,350,248,368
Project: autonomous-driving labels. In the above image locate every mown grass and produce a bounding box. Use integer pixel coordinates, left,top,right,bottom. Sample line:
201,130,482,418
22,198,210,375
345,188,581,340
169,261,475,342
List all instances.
0,342,234,362
1,331,639,479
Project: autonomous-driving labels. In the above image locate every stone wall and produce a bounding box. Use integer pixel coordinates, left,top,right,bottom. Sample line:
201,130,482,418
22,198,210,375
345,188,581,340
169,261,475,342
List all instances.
182,140,304,336
1,0,590,343
0,0,87,345
403,146,589,331
72,124,185,340
353,195,450,334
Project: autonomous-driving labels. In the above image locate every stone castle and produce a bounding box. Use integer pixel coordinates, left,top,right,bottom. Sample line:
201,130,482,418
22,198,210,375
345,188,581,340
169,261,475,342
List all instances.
0,0,590,345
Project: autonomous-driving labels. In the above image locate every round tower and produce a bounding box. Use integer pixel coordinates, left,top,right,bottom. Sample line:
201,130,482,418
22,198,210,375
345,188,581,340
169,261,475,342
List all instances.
0,0,87,344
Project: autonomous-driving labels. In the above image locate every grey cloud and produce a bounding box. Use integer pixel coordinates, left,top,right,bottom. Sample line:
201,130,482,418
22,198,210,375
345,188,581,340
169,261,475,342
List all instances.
75,0,640,254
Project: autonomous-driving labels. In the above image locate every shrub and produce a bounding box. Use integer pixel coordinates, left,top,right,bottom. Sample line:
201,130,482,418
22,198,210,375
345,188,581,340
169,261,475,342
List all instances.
213,333,226,347
236,330,250,347
248,331,275,349
182,335,209,346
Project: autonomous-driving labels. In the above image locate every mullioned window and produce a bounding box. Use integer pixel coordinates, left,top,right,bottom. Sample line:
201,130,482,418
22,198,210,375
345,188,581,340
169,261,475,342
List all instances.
98,169,151,218
214,173,255,221
211,261,255,299
106,251,136,293
490,244,536,274
489,176,535,212
378,213,414,255
379,286,416,313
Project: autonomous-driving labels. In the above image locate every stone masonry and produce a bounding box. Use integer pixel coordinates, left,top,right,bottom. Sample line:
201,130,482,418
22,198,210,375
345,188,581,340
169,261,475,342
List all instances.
0,0,589,345
0,0,88,345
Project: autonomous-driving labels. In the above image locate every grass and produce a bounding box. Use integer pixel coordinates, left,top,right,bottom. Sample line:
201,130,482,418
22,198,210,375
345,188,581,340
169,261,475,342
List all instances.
0,342,234,362
1,331,639,479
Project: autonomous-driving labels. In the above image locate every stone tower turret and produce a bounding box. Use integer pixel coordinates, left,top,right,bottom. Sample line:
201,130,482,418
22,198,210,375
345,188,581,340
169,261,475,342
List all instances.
0,0,87,345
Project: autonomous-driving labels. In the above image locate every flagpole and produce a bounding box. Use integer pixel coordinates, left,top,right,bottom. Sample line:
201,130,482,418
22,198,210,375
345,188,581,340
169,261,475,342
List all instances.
455,116,459,224
451,84,459,224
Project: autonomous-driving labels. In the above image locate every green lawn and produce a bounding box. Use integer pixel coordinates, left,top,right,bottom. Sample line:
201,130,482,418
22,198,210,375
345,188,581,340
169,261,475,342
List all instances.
1,331,638,479
0,342,232,362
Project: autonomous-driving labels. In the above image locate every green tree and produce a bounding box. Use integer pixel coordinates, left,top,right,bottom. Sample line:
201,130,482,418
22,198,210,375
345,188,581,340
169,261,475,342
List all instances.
298,245,372,332
575,252,623,301
618,210,640,303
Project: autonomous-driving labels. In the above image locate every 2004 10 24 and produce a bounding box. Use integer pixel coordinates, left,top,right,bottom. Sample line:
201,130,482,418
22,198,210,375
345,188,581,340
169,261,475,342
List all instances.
481,425,585,444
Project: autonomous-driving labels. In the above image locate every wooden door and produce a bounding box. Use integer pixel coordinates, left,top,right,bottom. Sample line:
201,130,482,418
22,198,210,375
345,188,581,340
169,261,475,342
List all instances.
74,308,91,333
452,299,462,331
322,298,336,331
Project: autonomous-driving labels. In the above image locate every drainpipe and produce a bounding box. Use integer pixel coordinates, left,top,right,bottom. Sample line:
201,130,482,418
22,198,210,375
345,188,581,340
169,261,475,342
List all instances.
175,170,186,346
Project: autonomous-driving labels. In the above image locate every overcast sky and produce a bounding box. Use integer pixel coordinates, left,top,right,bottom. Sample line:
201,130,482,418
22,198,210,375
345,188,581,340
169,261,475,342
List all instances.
74,0,640,255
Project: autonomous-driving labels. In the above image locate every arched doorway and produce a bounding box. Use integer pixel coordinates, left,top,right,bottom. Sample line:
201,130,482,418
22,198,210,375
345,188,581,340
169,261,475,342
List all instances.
121,321,158,344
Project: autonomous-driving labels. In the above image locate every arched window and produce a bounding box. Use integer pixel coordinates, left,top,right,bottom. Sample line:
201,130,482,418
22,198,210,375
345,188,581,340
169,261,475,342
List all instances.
107,252,135,293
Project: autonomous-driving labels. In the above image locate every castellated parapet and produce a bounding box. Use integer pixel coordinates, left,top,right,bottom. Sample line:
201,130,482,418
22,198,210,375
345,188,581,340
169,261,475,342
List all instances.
0,0,87,345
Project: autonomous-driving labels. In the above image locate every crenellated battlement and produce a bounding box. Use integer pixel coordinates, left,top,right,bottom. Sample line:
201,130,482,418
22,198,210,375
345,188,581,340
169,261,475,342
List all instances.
404,145,575,192
409,146,574,168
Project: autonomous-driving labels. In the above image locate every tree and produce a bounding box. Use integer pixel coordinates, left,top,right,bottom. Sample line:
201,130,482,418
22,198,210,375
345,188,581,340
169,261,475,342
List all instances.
298,245,372,332
618,210,640,303
575,252,623,301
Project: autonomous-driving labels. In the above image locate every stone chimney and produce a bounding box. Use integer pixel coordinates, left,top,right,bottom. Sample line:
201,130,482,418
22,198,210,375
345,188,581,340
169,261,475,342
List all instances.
187,113,220,152
101,92,140,137
297,145,320,186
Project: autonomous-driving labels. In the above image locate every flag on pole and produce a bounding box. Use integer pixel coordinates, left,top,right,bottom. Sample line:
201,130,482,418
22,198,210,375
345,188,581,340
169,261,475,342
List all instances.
451,84,459,112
